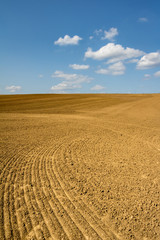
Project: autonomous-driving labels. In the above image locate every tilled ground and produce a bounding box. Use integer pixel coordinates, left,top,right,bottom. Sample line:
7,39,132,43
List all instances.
0,94,160,240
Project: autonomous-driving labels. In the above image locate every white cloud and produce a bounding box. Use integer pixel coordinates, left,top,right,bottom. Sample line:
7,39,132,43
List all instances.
96,68,110,75
89,36,93,40
94,29,103,35
5,85,21,93
69,64,90,70
91,85,105,91
85,43,144,63
38,74,43,78
54,35,82,46
137,52,160,69
96,61,125,75
51,82,78,91
102,28,118,41
108,61,126,73
52,71,81,81
138,17,148,22
51,71,92,92
154,71,160,77
144,74,151,79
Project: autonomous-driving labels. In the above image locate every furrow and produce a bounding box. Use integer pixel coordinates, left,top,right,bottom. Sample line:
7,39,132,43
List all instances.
23,153,42,240
40,145,86,240
31,145,69,239
3,149,26,239
47,143,106,239
52,140,120,240
1,146,33,239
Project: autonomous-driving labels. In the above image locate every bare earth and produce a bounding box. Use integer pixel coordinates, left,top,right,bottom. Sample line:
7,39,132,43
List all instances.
0,94,160,240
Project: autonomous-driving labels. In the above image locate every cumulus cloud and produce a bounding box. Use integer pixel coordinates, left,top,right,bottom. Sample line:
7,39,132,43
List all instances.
91,85,105,91
96,61,125,75
102,28,118,41
5,85,21,93
138,17,148,22
154,71,160,77
69,64,90,70
51,71,92,92
54,35,82,46
51,82,78,91
137,52,160,69
89,36,93,40
85,43,144,63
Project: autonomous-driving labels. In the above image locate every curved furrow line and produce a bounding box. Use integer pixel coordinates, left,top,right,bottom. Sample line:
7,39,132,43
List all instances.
41,144,91,239
3,181,12,239
37,148,70,239
11,147,39,239
1,143,43,239
51,149,107,239
14,146,44,239
15,157,35,239
23,152,42,240
0,148,12,174
27,139,102,239
0,146,16,179
24,147,61,240
47,142,114,240
10,145,53,240
30,144,70,239
38,143,87,239
0,144,31,181
52,140,120,240
28,146,58,239
3,153,26,239
1,146,35,239
10,166,27,239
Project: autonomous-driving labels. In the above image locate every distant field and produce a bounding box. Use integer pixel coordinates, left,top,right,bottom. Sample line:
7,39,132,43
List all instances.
0,94,150,114
0,94,160,240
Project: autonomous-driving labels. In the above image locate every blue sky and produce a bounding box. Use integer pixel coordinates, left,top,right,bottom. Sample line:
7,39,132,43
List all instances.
1,0,160,94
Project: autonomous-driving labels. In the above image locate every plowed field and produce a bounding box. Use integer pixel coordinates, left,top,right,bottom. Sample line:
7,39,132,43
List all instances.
0,94,160,240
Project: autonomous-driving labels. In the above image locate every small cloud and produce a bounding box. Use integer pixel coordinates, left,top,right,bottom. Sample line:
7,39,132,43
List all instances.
38,74,43,78
51,71,92,92
69,64,90,70
91,85,105,91
89,36,93,40
138,17,148,22
102,27,118,41
51,82,77,91
54,35,82,46
51,71,92,82
96,61,125,75
94,29,103,36
5,85,21,93
154,71,160,77
144,74,151,79
96,68,109,75
137,52,160,69
52,71,79,81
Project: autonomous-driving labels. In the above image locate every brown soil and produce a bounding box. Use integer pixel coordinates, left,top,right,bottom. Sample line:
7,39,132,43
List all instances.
0,94,160,240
